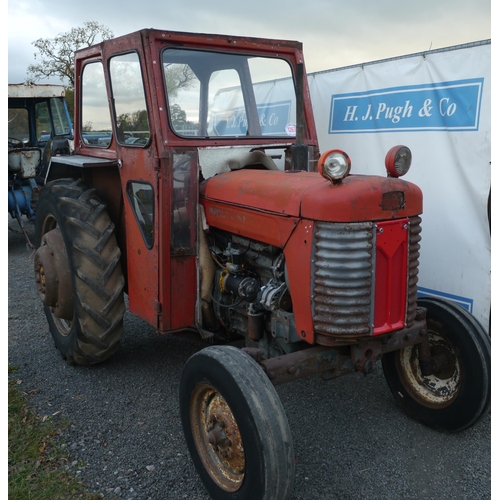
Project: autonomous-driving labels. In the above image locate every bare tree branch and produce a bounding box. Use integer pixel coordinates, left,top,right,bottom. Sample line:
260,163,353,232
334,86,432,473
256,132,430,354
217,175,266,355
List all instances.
27,21,113,89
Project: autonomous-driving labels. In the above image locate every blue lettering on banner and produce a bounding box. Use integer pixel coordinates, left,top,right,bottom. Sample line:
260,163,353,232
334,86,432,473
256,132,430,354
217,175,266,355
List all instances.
216,101,291,136
329,79,484,134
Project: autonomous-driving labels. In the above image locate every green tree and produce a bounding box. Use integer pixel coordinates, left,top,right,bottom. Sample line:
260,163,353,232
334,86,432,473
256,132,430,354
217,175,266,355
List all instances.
170,104,187,129
64,88,74,123
117,110,149,132
27,21,113,89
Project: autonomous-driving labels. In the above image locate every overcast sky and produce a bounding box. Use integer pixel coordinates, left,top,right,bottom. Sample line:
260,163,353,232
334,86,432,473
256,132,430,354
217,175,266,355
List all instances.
7,0,491,85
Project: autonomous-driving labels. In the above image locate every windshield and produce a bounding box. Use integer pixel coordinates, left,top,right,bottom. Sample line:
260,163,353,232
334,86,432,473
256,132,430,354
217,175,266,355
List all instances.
8,97,72,146
162,49,296,139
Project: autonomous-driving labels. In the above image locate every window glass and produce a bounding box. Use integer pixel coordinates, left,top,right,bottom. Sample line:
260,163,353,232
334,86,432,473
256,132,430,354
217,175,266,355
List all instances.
248,57,297,136
207,69,246,136
35,99,72,143
164,60,201,136
110,53,150,146
81,61,112,147
127,182,154,248
49,98,72,137
171,153,197,253
35,101,51,142
8,108,29,144
162,49,296,139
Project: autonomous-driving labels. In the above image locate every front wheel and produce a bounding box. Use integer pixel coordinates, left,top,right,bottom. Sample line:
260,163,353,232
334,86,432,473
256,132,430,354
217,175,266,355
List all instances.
382,297,490,432
34,178,125,365
179,345,295,500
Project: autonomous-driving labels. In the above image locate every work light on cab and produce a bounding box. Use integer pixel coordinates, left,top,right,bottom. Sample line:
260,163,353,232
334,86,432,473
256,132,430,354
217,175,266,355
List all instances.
385,145,412,178
318,149,351,185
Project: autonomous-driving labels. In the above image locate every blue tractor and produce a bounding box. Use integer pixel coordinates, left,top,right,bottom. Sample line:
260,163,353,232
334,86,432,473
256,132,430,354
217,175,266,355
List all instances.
8,84,73,247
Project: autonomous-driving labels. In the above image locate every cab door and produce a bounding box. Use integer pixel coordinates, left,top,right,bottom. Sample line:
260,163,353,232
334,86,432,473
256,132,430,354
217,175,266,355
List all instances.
107,51,160,328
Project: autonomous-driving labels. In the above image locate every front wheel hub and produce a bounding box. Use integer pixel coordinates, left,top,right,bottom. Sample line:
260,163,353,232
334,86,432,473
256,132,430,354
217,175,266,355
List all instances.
190,385,245,492
34,228,74,320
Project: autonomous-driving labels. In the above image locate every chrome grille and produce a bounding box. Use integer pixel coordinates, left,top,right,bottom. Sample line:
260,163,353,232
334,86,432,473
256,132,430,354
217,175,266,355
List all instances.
406,216,422,326
312,222,376,338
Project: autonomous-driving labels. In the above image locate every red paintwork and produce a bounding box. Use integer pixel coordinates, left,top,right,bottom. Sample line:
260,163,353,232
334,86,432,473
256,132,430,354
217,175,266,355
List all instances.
73,29,318,154
145,30,318,151
167,255,198,331
202,170,422,343
282,220,315,343
373,219,409,335
300,175,422,222
201,197,317,343
201,171,320,218
201,199,299,248
70,28,423,342
201,170,422,222
72,29,319,332
158,156,199,332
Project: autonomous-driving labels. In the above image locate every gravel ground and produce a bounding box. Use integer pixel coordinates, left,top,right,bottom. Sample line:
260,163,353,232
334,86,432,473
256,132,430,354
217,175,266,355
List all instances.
8,218,491,500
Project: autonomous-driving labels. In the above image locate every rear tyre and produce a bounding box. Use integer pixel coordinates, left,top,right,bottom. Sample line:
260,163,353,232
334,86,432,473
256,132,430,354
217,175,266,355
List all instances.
382,297,490,432
179,345,295,500
34,178,125,365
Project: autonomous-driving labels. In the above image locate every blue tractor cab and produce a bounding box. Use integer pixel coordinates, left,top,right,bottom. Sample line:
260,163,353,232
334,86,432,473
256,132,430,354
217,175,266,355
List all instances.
8,84,73,247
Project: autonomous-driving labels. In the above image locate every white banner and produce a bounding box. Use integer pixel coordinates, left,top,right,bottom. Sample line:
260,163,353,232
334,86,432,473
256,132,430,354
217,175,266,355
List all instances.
308,41,491,330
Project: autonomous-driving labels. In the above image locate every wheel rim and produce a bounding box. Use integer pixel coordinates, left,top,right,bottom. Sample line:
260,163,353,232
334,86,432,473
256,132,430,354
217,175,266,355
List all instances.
35,214,74,336
190,384,245,492
396,330,461,408
52,317,73,337
39,212,57,238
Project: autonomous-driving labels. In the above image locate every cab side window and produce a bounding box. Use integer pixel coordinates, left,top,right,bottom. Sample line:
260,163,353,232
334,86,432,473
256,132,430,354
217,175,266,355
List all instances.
81,61,112,147
109,52,150,146
127,182,154,248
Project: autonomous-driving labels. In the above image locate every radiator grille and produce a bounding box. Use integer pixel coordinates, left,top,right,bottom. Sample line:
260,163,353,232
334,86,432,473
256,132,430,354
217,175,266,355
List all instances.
311,217,421,340
312,222,376,338
406,216,422,325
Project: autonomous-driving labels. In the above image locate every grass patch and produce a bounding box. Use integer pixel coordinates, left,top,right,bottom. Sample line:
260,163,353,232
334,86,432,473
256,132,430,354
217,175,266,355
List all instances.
8,366,103,500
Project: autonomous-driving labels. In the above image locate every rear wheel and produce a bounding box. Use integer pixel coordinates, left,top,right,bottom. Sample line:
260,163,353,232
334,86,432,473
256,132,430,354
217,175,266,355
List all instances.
179,345,295,500
382,297,490,432
34,178,125,365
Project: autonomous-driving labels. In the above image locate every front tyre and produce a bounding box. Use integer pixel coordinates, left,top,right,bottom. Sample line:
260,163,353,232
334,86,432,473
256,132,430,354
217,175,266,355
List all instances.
179,346,295,500
34,178,125,365
382,298,490,432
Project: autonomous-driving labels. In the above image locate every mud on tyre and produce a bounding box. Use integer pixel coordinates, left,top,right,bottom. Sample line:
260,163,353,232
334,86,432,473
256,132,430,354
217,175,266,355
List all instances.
34,178,125,365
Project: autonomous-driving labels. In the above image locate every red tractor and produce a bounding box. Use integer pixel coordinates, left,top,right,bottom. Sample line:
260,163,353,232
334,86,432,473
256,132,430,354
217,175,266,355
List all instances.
33,29,490,500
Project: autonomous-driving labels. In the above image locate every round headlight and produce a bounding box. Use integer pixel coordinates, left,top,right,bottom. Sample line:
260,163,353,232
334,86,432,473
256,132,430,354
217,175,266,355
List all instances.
385,145,412,177
318,149,351,185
